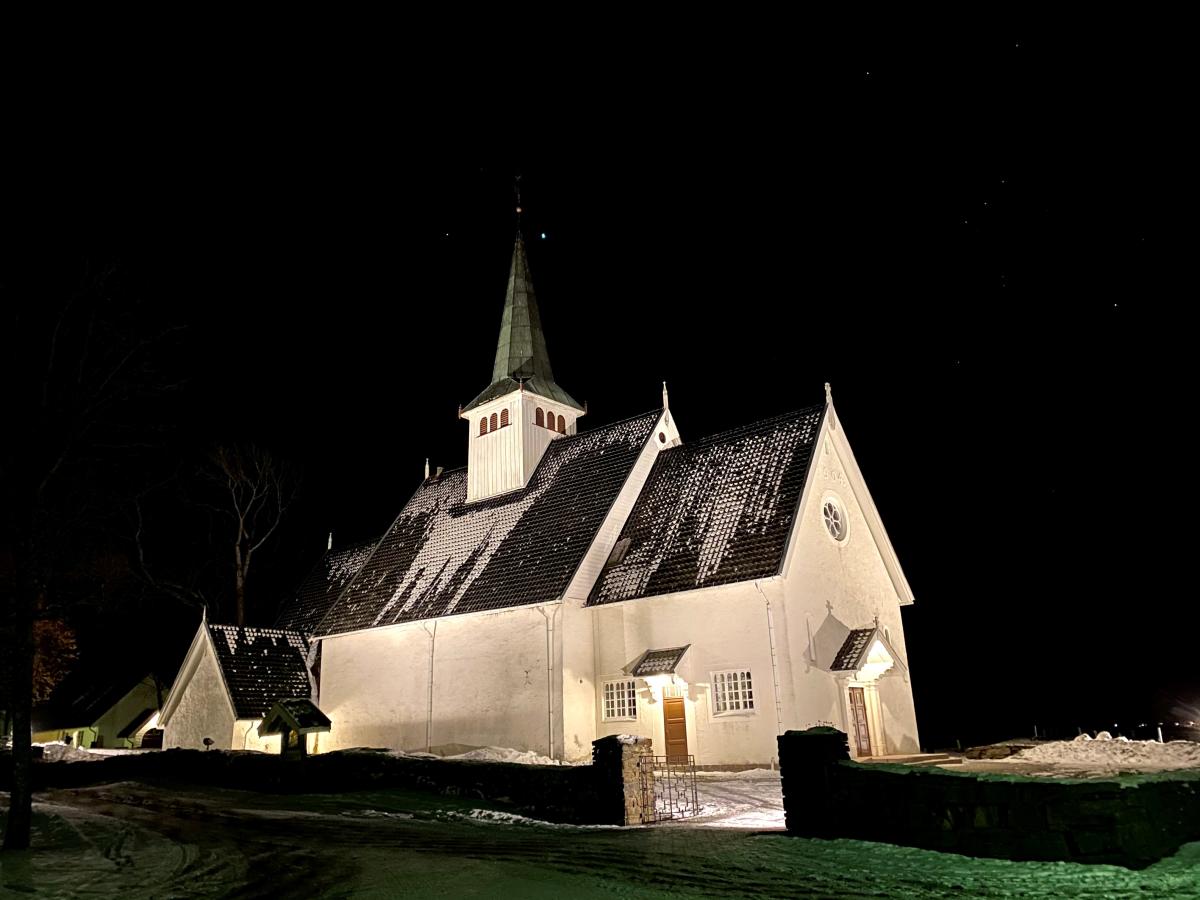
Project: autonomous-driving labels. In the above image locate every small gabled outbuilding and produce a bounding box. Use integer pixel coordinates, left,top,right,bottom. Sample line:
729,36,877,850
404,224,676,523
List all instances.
159,617,316,753
258,698,331,759
32,672,162,750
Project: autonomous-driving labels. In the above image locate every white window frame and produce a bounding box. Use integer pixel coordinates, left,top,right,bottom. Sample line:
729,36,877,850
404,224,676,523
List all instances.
601,678,639,722
821,495,848,543
710,668,756,716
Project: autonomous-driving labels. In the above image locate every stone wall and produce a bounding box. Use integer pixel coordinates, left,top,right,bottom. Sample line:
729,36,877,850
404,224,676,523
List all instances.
6,734,653,827
778,728,1200,869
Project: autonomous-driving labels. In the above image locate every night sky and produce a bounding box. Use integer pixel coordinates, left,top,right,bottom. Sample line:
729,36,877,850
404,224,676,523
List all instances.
13,35,1188,749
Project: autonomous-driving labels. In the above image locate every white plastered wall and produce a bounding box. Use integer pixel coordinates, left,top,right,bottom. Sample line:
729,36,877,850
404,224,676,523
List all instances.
559,408,680,761
318,602,562,757
585,582,782,766
162,637,237,751
777,408,921,755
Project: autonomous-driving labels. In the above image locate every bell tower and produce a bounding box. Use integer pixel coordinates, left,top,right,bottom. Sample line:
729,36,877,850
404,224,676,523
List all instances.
461,231,584,502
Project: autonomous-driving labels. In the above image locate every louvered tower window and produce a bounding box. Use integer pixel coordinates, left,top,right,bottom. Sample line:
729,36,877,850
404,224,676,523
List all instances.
479,418,488,435
535,408,544,427
500,409,509,428
490,413,498,432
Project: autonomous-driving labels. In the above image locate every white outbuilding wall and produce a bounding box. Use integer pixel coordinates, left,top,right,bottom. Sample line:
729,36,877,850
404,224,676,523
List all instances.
162,638,236,751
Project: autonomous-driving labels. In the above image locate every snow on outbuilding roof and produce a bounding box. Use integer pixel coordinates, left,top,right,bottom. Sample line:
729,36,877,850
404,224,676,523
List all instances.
589,406,824,605
275,540,376,635
313,409,662,636
207,625,311,719
258,698,331,736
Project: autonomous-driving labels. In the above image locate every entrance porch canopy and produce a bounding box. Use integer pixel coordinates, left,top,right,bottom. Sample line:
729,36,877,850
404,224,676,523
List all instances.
830,627,905,683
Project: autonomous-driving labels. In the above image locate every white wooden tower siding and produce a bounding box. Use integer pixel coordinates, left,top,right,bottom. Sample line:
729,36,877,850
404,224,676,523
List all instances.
460,232,584,502
159,231,921,766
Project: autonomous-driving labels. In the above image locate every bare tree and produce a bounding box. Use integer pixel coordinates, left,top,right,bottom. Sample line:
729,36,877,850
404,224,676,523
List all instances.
1,259,180,850
208,445,297,627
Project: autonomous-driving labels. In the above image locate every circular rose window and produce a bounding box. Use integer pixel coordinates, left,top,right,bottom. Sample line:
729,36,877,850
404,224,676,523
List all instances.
822,499,847,542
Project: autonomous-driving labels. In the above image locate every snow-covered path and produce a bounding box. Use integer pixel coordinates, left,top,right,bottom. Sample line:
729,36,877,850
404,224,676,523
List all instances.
690,769,785,829
5,781,1200,898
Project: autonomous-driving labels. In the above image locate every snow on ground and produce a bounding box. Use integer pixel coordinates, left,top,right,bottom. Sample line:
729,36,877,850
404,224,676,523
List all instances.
690,770,786,829
6,783,1200,898
1012,738,1200,774
32,742,152,763
33,741,104,763
443,746,566,766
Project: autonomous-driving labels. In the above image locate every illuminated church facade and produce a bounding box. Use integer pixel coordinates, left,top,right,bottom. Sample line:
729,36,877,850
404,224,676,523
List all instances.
161,232,921,765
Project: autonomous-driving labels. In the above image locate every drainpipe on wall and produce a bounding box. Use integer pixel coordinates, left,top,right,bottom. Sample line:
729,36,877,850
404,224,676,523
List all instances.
754,581,786,748
538,606,558,760
421,620,438,753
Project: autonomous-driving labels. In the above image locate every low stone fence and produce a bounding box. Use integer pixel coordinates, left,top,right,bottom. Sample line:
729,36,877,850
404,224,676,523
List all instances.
3,735,655,827
778,727,1200,868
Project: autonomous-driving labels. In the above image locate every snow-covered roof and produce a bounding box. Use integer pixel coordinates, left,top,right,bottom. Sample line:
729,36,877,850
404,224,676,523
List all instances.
589,406,824,605
829,628,878,671
631,645,690,676
275,541,375,634
259,698,331,736
311,409,662,636
207,625,311,719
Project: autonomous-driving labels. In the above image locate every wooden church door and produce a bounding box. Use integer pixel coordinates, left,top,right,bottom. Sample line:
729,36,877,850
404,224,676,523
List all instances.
849,687,872,757
662,697,689,762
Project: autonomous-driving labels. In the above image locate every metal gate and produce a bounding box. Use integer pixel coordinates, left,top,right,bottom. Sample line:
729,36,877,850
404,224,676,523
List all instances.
637,754,700,822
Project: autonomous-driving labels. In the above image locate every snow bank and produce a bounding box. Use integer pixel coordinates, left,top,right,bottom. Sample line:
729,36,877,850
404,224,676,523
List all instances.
1014,739,1200,772
443,746,563,766
34,741,104,763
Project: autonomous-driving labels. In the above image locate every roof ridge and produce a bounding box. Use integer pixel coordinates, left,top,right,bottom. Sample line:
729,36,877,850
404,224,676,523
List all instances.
564,407,662,440
208,623,305,636
666,404,823,452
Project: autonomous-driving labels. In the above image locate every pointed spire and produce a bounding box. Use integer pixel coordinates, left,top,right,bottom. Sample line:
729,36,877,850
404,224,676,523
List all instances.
424,458,430,480
463,230,583,412
492,232,554,384
662,381,670,410
327,531,333,551
824,382,833,405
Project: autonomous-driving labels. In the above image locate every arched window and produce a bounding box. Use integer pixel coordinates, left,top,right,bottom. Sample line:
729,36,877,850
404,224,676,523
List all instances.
500,408,509,428
490,413,498,432
535,408,544,427
557,415,566,434
479,418,488,435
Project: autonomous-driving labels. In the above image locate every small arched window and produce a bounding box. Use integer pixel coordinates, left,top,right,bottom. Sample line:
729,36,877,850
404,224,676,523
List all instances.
535,408,544,427
490,413,498,432
500,409,509,428
479,418,488,435
557,415,566,434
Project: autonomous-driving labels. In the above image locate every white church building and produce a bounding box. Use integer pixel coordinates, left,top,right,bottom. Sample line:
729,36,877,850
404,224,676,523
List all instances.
160,232,921,766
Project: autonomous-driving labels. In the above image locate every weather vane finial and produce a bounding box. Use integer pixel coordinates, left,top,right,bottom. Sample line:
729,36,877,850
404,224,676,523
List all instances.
514,174,523,226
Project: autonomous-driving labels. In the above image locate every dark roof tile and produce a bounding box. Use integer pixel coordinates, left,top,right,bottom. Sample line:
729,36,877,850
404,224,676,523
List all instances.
589,406,823,605
208,625,311,719
830,628,877,671
313,409,661,636
275,541,376,634
632,645,690,676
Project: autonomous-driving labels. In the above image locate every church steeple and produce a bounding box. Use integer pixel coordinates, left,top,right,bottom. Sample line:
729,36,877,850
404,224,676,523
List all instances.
463,232,583,414
461,228,585,502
